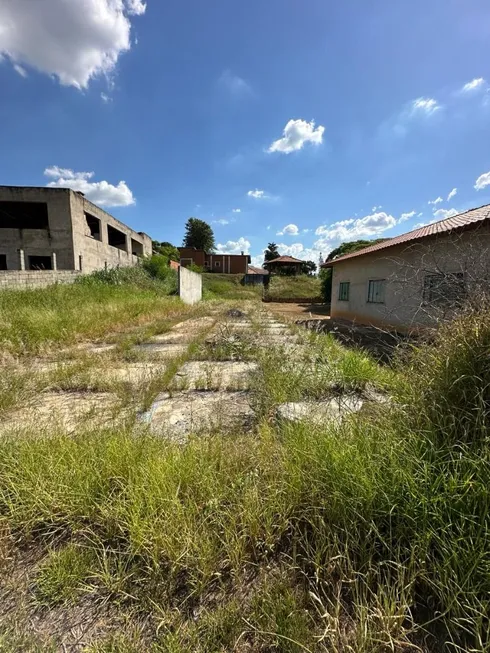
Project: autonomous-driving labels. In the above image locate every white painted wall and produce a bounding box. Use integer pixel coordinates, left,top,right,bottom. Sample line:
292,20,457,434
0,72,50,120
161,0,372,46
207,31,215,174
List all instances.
179,265,202,305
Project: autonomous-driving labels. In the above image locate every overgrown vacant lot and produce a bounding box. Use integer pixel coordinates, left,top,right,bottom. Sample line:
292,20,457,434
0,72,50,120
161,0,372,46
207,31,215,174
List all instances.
0,271,488,652
267,274,321,299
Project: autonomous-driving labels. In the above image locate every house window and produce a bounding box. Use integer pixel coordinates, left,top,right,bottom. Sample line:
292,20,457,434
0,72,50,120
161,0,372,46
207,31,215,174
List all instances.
423,272,465,304
215,261,221,267
367,279,385,304
0,255,7,270
338,281,350,301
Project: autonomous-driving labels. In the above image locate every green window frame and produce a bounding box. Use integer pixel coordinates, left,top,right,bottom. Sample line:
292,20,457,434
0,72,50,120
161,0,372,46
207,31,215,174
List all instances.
338,281,350,301
367,279,385,304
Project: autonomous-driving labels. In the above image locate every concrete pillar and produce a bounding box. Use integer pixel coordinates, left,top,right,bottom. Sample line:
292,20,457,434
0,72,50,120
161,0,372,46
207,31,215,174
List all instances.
18,249,25,271
51,252,57,271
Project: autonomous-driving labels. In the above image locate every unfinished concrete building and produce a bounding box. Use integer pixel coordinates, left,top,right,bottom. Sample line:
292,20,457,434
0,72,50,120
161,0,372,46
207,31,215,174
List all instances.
0,186,152,274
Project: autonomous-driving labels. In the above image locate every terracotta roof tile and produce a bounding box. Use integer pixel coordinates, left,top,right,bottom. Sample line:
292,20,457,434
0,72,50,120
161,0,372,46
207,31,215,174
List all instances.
322,204,490,265
267,255,304,263
247,265,269,275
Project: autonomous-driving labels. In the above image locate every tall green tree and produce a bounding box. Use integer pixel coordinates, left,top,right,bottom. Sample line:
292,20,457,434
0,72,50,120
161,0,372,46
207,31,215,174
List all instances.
325,238,387,262
183,218,215,252
263,242,280,263
300,260,317,276
152,241,180,261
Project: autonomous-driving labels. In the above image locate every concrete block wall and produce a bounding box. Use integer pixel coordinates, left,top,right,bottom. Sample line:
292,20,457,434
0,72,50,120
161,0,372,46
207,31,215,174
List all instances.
0,270,81,290
0,186,75,270
179,266,202,304
70,192,152,273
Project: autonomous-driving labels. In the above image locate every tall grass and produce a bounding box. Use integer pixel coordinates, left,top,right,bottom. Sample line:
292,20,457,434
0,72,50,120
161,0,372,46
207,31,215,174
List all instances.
267,274,321,299
0,308,489,650
0,267,179,354
202,273,263,300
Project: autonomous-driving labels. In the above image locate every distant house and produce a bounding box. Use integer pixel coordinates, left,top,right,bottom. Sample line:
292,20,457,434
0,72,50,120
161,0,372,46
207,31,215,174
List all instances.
322,204,490,331
178,247,250,274
265,255,303,276
244,265,270,285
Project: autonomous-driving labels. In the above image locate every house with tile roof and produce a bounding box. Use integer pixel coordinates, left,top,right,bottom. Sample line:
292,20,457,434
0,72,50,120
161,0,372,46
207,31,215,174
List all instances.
264,255,304,276
321,204,490,331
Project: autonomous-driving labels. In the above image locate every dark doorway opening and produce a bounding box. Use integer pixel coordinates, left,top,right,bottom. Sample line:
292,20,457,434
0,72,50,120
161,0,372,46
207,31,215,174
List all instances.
0,202,49,229
28,256,52,270
0,255,7,270
107,225,127,251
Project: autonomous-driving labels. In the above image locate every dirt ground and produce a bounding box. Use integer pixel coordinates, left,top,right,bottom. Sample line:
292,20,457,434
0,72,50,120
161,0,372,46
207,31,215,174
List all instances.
266,302,331,321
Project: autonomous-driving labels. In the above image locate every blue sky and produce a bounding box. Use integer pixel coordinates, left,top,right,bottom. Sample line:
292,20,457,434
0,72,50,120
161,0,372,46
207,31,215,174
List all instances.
2,0,490,266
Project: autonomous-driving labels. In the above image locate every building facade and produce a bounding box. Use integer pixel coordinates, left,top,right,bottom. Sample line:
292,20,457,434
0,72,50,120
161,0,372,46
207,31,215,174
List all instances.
0,186,152,273
324,205,490,331
178,247,250,274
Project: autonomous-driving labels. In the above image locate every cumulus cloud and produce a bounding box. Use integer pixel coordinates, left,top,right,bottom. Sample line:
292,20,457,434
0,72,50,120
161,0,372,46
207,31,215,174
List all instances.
268,119,325,154
411,97,441,115
399,210,416,223
247,189,266,199
0,0,146,89
474,171,490,191
216,237,251,255
232,208,241,213
315,212,397,243
433,208,459,220
276,223,299,236
428,196,443,205
44,166,135,207
461,78,485,93
218,69,252,97
447,188,458,201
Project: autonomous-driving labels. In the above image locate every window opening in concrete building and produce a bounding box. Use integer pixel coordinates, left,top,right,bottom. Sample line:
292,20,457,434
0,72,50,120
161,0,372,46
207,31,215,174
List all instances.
0,255,7,270
85,212,101,240
215,261,221,267
28,256,52,270
131,238,144,257
107,225,127,251
0,201,49,229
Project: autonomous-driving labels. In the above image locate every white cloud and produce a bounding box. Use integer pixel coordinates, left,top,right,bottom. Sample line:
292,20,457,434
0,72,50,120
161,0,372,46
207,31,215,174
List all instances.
126,0,147,15
276,223,299,236
417,212,423,217
13,63,27,78
433,208,459,220
266,225,271,230
247,189,265,199
411,97,441,115
218,70,252,97
268,119,325,154
461,78,485,93
232,208,241,213
0,0,145,89
212,219,229,226
428,196,443,205
277,242,324,263
100,92,111,103
216,237,251,255
44,166,135,207
447,187,457,201
315,212,396,243
474,171,490,191
399,210,416,222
